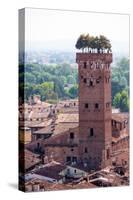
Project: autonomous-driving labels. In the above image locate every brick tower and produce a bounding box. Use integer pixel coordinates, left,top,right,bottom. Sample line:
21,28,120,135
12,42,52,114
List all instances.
76,53,113,170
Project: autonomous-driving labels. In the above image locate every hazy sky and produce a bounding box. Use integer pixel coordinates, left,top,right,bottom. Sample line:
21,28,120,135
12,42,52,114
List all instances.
25,8,129,53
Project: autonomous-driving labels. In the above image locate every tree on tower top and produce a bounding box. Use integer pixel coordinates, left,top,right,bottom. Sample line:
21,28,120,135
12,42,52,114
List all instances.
75,34,112,53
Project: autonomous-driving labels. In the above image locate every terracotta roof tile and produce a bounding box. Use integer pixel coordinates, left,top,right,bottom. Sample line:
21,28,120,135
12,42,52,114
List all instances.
35,161,66,180
112,113,129,123
19,149,41,170
56,113,79,123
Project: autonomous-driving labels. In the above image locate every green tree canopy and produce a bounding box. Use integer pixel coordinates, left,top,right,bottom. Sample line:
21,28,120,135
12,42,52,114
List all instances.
75,34,111,53
68,84,78,98
113,90,129,112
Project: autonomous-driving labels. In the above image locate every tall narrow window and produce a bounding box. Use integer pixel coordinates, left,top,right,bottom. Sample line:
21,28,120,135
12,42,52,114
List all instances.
90,80,93,86
84,78,87,83
107,149,110,159
84,62,87,68
85,147,88,153
95,103,99,109
70,132,74,139
90,128,94,136
37,142,40,148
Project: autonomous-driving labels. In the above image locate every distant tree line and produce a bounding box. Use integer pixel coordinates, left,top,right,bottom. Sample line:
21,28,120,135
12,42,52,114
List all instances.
75,34,112,53
112,57,129,112
19,62,78,102
19,56,129,112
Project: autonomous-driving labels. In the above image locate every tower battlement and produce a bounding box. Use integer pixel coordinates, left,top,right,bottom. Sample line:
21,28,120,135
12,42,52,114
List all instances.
76,53,113,63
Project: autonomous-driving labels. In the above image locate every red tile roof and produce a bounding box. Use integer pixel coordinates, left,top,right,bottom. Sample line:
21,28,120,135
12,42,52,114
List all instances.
19,149,41,170
35,161,66,180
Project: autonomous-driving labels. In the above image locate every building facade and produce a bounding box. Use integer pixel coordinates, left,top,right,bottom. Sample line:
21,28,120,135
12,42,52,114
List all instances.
76,53,113,169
